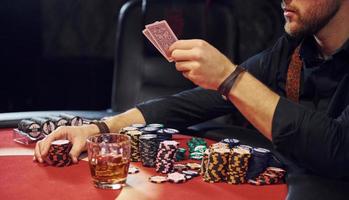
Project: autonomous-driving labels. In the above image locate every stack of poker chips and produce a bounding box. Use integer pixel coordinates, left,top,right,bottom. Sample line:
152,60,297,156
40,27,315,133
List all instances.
126,130,142,162
59,113,83,126
175,147,186,161
157,128,179,142
226,147,252,184
187,137,207,160
139,134,159,167
246,148,271,180
200,149,210,175
203,147,231,183
155,140,179,174
18,119,41,139
248,167,286,185
45,140,72,167
46,116,69,127
31,117,56,136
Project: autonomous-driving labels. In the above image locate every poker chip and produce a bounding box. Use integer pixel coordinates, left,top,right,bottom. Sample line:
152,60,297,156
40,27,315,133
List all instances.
220,138,240,148
167,172,187,183
46,116,68,127
128,166,140,174
18,119,41,138
175,148,186,161
31,117,56,136
226,147,251,184
174,163,187,172
204,147,231,183
147,123,165,129
59,113,83,126
131,123,146,129
45,139,72,167
182,170,199,177
139,134,159,167
149,175,168,184
126,130,142,162
141,126,160,135
187,138,207,160
155,140,179,174
246,147,271,180
186,162,201,170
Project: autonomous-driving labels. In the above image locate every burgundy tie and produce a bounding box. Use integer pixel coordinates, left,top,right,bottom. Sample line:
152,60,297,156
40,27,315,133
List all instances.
286,46,302,102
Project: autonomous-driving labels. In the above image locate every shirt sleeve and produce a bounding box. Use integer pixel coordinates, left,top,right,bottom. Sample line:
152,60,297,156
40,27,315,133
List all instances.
136,87,236,129
272,97,349,178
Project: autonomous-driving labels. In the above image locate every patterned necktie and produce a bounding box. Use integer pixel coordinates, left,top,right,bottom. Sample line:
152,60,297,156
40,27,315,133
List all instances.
286,46,302,102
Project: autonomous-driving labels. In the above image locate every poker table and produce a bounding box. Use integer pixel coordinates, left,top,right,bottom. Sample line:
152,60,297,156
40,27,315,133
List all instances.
0,128,288,200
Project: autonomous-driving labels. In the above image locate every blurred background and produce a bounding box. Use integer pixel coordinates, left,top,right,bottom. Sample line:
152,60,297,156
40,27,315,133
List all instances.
0,0,283,113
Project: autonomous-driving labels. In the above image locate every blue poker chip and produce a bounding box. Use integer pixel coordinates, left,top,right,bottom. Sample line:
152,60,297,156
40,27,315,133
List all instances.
220,138,240,148
141,126,159,134
182,170,199,177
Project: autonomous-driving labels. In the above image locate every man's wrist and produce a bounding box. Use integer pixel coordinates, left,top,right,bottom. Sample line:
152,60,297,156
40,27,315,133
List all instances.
90,120,110,134
217,65,246,99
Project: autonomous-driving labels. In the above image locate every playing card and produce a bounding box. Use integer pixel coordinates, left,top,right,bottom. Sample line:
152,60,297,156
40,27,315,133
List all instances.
142,29,171,62
143,20,178,62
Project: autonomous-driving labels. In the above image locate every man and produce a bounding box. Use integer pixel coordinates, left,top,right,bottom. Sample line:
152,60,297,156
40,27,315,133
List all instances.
34,0,349,179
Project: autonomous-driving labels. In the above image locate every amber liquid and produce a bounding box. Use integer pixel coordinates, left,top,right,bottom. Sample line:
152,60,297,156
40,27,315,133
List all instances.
89,154,130,185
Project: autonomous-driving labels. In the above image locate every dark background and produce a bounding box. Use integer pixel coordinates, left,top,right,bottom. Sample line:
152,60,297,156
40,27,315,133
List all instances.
0,0,283,113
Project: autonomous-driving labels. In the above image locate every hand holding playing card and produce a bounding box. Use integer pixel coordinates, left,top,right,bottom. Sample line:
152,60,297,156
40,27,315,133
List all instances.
169,39,236,91
143,20,178,62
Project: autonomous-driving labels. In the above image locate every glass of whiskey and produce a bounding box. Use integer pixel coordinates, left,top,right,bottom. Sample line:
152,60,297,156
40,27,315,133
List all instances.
87,133,131,189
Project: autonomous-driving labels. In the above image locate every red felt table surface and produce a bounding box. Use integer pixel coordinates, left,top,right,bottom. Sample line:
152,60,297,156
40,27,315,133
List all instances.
0,128,288,200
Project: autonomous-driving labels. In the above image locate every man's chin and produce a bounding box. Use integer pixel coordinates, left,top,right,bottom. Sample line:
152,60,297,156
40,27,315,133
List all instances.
284,24,306,38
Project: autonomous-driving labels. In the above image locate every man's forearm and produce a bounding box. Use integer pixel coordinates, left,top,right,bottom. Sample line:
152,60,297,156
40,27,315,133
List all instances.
104,108,146,133
227,71,280,140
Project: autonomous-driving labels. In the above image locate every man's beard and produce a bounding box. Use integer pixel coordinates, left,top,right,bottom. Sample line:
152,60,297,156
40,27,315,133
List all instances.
283,1,341,38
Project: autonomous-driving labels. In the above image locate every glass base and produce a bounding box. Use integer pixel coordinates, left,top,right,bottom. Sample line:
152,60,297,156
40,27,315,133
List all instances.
93,181,123,190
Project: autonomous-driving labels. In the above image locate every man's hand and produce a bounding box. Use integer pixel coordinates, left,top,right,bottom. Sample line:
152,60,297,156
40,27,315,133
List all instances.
33,125,98,164
169,39,236,90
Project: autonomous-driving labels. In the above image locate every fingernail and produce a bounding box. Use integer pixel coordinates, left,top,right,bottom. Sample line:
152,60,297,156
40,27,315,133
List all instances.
38,158,43,163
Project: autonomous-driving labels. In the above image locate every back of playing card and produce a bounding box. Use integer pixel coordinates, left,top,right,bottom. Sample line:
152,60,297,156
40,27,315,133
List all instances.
145,20,178,62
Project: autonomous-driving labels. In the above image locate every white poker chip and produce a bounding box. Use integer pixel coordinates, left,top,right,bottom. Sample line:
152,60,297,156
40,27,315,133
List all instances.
186,162,201,170
149,175,168,183
128,166,140,174
167,172,186,183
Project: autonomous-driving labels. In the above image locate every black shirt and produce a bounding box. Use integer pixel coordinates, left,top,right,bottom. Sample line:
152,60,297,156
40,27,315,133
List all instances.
137,34,349,178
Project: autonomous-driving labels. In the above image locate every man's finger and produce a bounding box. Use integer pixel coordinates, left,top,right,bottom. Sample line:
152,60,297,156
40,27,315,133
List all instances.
40,132,64,158
34,141,43,163
169,39,205,53
69,140,85,163
175,61,195,72
172,49,201,62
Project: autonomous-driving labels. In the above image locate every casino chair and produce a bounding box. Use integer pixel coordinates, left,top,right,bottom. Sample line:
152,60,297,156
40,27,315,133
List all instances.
110,0,239,112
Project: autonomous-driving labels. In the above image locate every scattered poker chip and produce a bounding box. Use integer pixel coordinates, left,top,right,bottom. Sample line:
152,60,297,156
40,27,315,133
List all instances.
128,166,140,174
182,170,199,177
167,172,187,184
174,163,187,172
186,162,201,170
149,175,168,184
185,175,193,180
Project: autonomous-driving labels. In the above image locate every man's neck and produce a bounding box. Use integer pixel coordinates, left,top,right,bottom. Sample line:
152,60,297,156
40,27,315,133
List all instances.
314,2,349,57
